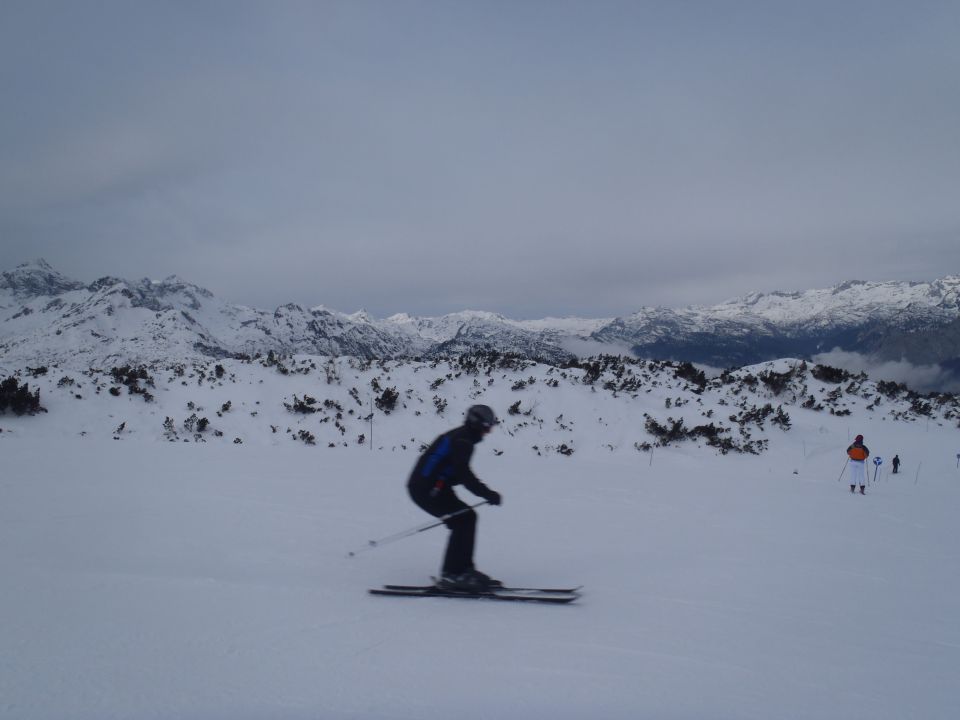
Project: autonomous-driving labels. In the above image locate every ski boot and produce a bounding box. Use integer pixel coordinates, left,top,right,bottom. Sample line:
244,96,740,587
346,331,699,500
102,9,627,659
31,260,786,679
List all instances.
436,571,491,593
435,569,503,592
469,569,503,588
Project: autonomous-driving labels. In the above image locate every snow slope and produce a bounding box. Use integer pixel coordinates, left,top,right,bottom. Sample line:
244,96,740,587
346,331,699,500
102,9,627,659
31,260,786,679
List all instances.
2,354,959,718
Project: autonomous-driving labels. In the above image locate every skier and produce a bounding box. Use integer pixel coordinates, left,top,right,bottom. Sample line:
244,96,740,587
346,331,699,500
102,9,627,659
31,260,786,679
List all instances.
892,454,901,474
407,404,503,592
846,434,870,494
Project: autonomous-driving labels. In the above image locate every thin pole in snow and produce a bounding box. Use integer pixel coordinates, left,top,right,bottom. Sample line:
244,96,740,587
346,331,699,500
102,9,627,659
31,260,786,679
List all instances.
346,501,489,558
915,462,922,486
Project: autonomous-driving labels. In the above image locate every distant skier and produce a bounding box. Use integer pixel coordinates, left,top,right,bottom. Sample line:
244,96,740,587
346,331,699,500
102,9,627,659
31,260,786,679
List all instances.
846,434,870,495
892,454,901,474
407,404,502,592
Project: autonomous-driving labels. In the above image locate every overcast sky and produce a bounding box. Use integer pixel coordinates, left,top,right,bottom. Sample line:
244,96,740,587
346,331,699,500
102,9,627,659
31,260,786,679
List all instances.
2,1,959,318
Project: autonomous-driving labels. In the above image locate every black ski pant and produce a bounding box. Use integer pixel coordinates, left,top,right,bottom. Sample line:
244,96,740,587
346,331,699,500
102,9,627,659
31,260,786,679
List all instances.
408,483,477,575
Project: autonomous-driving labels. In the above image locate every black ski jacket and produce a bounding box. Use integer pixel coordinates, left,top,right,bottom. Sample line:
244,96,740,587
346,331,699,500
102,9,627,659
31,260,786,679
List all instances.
408,425,496,501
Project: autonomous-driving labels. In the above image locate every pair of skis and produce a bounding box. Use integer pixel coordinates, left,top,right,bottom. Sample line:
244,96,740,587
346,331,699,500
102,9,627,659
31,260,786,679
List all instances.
369,581,582,604
354,506,580,603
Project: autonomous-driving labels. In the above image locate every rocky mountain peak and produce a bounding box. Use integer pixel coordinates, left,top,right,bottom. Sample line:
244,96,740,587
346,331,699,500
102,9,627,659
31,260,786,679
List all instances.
0,259,85,297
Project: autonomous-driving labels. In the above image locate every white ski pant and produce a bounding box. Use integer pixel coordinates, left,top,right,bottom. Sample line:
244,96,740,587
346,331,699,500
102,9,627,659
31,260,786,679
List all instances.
849,460,866,487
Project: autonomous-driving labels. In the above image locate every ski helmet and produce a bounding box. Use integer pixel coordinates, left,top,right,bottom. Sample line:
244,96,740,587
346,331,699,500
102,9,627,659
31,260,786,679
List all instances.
465,404,498,430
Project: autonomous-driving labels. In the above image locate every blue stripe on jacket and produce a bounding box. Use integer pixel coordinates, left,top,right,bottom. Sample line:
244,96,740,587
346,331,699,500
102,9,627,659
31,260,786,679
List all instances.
421,435,451,478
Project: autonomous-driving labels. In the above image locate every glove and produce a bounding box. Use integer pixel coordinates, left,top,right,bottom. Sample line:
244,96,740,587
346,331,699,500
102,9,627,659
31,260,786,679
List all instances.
486,491,502,506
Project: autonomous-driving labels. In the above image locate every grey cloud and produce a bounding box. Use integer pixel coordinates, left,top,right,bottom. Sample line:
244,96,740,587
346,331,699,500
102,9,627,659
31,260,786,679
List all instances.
2,1,959,318
813,350,960,394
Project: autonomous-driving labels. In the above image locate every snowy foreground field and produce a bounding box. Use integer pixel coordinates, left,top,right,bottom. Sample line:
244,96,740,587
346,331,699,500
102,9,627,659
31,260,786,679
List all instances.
3,424,959,720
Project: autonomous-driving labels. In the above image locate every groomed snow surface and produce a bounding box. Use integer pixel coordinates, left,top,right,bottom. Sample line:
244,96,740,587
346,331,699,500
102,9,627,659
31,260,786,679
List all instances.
3,426,959,719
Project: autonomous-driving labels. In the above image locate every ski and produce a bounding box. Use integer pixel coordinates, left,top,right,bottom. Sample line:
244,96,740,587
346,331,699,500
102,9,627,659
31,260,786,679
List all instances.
369,586,579,604
383,582,582,594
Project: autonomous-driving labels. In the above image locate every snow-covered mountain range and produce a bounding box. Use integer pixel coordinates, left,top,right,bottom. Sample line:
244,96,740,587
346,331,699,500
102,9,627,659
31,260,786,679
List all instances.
596,278,960,372
3,260,959,381
0,260,588,368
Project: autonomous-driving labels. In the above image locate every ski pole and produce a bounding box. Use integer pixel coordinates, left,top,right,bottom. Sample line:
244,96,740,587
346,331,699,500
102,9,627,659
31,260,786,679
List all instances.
837,458,849,482
346,501,489,558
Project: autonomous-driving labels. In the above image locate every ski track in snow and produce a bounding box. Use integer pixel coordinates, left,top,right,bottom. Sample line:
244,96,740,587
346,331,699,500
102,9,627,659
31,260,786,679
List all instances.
2,435,959,719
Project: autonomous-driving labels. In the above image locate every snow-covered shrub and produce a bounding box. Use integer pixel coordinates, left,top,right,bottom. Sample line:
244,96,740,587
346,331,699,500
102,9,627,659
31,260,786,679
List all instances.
674,362,707,391
375,387,399,413
0,377,43,416
759,367,796,396
285,395,318,414
877,380,906,398
811,364,850,384
110,365,155,402
772,405,792,430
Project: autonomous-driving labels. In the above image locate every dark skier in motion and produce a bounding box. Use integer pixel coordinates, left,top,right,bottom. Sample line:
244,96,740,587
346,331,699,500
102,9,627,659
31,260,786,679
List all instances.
407,404,502,592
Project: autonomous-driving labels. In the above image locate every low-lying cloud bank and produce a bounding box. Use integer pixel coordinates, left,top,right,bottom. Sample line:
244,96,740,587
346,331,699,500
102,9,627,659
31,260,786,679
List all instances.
812,349,960,394
561,342,960,394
